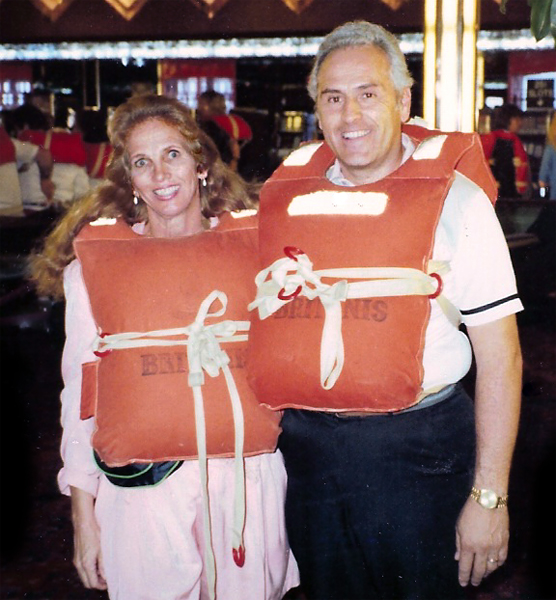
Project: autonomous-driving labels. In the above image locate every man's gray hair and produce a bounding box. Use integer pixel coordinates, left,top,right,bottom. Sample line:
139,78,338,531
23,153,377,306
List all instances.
307,21,414,101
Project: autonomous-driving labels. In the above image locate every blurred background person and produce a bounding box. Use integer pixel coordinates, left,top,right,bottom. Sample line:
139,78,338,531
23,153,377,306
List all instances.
538,112,556,200
197,90,241,171
481,103,530,198
12,101,90,208
3,107,55,212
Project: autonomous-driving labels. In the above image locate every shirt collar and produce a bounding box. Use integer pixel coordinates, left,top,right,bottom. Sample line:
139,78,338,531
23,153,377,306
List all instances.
326,133,416,187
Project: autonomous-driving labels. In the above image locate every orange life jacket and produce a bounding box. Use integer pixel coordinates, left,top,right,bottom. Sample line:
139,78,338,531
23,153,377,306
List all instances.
480,129,529,197
212,114,253,141
75,212,281,467
18,129,87,167
84,141,112,178
248,127,495,413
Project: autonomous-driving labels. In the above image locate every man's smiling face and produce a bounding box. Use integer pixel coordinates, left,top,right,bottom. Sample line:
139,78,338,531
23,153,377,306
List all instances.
316,44,411,185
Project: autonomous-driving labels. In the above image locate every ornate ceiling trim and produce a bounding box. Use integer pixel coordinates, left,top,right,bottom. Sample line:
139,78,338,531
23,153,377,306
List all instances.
28,0,75,21
280,0,315,14
378,0,411,9
102,0,150,20
187,0,231,18
22,0,522,21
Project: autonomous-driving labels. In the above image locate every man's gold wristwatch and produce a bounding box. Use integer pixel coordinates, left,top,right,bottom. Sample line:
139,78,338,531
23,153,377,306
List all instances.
470,487,508,509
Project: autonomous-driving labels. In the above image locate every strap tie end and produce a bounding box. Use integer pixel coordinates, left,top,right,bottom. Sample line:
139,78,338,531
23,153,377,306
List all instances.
232,545,245,567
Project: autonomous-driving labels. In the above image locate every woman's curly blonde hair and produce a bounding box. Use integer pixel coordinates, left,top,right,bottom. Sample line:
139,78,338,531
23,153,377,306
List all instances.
29,94,259,299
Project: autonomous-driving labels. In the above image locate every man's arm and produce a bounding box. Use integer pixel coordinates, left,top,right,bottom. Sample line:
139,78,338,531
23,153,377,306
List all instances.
455,314,522,587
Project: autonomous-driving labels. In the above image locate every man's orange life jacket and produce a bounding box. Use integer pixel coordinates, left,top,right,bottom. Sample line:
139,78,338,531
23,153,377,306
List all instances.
18,129,87,167
74,212,281,467
248,127,496,413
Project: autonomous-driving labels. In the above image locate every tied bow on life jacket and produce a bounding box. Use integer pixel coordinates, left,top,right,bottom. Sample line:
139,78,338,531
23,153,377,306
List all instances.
247,125,497,414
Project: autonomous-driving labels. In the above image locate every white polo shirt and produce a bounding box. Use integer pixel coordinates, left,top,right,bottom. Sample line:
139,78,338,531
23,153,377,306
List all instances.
327,134,523,390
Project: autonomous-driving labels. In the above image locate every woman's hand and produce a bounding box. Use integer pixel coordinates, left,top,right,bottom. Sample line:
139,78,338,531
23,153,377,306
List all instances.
70,486,107,590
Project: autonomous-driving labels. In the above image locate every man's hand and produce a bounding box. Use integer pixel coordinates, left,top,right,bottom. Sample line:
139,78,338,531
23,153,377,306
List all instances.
455,497,509,586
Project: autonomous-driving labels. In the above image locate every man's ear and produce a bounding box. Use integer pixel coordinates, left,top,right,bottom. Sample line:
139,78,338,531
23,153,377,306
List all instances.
400,87,412,123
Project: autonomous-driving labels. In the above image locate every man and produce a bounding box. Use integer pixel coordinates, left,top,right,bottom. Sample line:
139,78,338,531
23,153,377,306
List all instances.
248,21,523,600
12,103,89,208
0,120,54,214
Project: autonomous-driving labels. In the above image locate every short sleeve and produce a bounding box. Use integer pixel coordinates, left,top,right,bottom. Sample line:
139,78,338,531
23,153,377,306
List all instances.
12,138,38,168
439,173,524,327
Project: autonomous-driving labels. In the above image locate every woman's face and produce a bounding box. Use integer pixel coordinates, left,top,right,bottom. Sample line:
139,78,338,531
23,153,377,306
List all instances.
128,118,204,235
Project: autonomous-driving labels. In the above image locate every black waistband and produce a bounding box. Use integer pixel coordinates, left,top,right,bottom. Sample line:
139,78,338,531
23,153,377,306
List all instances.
94,452,183,488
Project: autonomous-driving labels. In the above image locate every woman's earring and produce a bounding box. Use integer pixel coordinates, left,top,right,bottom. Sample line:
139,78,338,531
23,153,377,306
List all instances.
133,192,139,205
201,177,208,188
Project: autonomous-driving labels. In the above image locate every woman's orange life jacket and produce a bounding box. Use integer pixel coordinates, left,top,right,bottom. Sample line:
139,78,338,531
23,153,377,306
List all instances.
18,129,87,167
74,212,281,467
248,126,496,413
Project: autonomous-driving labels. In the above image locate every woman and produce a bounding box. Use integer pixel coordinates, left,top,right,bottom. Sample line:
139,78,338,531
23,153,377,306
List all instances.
30,94,298,600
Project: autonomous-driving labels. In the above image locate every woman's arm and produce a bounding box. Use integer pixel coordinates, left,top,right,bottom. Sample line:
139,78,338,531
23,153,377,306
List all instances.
60,261,105,587
70,486,107,590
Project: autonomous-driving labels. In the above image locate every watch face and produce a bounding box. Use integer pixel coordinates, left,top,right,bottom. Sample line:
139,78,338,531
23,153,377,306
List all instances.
479,489,498,509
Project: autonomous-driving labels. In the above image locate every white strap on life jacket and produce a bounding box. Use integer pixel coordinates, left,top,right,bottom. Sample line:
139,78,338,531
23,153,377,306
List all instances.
92,290,248,600
248,251,461,391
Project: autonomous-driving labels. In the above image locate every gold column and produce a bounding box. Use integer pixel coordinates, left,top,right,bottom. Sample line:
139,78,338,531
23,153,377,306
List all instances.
423,0,479,132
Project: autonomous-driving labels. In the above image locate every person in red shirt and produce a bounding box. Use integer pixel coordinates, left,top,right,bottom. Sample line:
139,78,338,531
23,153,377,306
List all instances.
481,104,530,198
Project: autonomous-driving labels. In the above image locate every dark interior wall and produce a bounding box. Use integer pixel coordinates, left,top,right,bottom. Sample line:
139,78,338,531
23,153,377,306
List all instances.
0,0,531,44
